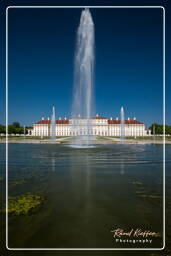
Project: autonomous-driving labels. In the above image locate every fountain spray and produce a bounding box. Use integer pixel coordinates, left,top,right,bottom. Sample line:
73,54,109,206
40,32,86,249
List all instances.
120,106,125,142
71,8,95,146
51,105,56,141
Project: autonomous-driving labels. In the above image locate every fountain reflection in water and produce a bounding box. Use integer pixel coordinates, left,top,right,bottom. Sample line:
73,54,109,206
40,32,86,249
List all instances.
50,106,56,142
71,8,95,147
120,106,125,142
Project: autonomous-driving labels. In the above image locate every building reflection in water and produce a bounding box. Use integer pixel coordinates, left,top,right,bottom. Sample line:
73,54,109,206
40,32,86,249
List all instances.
120,160,125,175
51,158,55,172
70,150,91,217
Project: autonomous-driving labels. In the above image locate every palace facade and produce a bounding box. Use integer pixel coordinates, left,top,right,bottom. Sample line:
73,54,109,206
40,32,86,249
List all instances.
29,114,150,137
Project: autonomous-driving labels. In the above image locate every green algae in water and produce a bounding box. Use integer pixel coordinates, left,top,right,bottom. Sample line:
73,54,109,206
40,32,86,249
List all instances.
12,179,26,185
7,194,44,215
131,181,143,185
140,195,162,199
0,176,4,182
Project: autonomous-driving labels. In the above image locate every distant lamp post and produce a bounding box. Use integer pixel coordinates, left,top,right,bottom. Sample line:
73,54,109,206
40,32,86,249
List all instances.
153,124,155,139
24,125,26,140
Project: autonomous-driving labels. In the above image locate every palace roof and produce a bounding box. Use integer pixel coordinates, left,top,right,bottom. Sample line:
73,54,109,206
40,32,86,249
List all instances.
36,120,69,124
35,119,143,125
107,120,143,124
92,115,107,119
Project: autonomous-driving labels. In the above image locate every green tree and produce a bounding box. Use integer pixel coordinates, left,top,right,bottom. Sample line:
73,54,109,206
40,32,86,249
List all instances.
165,125,171,135
149,123,171,135
0,124,6,134
8,125,16,134
12,122,20,128
16,127,24,134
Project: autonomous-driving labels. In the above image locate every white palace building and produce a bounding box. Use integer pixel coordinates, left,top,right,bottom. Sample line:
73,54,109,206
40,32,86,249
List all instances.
29,114,150,137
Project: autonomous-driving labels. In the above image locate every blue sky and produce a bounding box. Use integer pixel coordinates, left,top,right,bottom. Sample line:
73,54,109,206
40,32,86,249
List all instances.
0,0,170,128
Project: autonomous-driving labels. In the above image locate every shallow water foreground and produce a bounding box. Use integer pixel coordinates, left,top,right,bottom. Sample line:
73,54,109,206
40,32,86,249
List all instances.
0,143,166,248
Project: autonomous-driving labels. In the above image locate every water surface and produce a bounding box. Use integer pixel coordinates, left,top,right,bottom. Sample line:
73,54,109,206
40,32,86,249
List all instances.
0,143,169,249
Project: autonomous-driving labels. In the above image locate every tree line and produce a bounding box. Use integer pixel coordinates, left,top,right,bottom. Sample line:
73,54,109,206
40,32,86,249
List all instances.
0,122,32,135
149,123,171,135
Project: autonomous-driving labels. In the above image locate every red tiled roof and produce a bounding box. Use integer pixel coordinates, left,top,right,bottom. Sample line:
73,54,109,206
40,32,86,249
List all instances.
92,115,107,119
36,120,51,124
108,120,143,124
35,120,69,124
35,119,143,125
57,120,69,124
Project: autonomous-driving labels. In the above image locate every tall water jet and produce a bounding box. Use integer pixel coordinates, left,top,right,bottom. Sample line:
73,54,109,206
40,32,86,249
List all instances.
120,106,125,142
50,106,56,141
71,8,95,146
